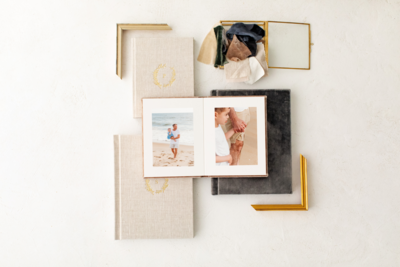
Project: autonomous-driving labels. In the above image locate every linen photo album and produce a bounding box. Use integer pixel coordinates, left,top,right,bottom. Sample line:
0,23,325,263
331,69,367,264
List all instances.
142,96,268,178
133,37,194,118
114,135,193,239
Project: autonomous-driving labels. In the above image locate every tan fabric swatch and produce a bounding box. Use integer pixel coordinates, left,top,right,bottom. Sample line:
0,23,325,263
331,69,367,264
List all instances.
226,35,251,62
197,24,219,65
255,43,269,77
224,58,250,83
114,135,194,239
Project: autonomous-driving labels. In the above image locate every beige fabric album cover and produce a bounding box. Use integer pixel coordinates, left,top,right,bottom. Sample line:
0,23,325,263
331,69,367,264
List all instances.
133,37,194,118
114,135,194,239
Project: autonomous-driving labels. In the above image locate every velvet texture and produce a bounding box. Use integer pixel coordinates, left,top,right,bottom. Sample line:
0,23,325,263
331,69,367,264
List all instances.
213,25,228,67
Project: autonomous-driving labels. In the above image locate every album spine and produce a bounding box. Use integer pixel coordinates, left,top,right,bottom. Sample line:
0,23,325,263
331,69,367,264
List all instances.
114,135,121,240
132,39,139,118
211,90,218,195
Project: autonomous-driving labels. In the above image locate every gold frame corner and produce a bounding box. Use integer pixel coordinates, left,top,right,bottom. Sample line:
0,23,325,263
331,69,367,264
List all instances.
251,154,309,211
116,23,172,79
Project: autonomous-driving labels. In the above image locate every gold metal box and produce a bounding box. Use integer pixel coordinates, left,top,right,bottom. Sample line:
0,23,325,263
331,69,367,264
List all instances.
220,20,311,70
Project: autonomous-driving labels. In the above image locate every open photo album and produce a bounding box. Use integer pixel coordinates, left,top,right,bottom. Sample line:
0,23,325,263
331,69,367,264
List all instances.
142,96,267,178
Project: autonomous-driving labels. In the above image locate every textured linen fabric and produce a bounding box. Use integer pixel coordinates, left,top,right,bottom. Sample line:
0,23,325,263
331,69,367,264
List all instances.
197,24,219,65
114,135,194,239
254,43,269,77
224,58,250,83
133,38,194,118
245,57,265,85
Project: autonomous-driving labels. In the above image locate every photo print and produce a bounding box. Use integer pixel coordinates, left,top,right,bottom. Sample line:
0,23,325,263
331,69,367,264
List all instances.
214,107,258,166
152,108,194,167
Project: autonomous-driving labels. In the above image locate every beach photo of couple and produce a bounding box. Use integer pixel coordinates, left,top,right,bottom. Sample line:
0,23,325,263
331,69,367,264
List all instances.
215,106,258,166
152,108,194,167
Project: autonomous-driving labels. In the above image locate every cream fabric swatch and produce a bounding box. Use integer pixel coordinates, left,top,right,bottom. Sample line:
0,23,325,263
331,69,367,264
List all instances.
114,135,194,239
255,43,269,77
133,38,194,118
224,59,250,83
197,23,219,65
245,57,265,85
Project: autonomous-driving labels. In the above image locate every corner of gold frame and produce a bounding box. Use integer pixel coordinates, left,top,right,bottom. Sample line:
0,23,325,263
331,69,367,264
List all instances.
252,154,309,211
116,23,172,80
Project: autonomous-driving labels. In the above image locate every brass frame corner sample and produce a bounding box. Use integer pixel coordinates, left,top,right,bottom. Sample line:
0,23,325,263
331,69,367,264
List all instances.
251,154,309,211
116,23,172,79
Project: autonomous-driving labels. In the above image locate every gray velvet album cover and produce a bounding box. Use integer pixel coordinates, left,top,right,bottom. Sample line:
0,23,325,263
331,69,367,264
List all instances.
211,89,292,195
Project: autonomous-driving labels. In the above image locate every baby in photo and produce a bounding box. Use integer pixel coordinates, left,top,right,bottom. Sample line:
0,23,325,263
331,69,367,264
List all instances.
215,107,236,166
167,128,173,140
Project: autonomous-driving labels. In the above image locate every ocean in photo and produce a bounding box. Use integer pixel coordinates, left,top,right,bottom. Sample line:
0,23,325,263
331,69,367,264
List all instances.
152,112,194,145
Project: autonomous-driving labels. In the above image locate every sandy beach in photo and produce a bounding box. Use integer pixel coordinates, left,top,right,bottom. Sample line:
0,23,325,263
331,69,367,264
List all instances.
153,142,194,167
238,107,258,166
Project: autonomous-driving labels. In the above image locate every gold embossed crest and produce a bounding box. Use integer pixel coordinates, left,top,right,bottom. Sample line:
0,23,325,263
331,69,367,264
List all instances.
153,64,176,89
145,179,169,195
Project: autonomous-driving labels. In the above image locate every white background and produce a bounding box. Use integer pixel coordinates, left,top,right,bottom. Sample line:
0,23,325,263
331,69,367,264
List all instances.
1,0,400,266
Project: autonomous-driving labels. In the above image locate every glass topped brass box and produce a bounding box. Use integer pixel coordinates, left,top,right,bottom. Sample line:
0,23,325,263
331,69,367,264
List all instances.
220,20,311,70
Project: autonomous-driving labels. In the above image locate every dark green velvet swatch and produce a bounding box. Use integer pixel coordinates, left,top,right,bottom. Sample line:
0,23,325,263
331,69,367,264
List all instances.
213,25,228,68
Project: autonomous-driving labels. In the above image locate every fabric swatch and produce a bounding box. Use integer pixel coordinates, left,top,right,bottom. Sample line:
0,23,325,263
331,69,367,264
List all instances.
226,35,252,62
197,23,219,65
214,25,228,67
255,43,269,77
245,57,265,84
224,58,250,83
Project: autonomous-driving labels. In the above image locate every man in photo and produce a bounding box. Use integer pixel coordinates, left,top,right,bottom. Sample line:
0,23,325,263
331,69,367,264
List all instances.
170,124,180,159
222,107,250,165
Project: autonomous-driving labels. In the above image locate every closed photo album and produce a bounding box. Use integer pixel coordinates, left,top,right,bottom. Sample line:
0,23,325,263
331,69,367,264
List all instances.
133,37,194,118
142,96,268,178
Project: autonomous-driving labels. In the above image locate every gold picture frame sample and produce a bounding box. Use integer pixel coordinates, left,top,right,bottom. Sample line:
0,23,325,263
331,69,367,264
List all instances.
116,23,172,79
251,154,308,211
220,20,311,70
